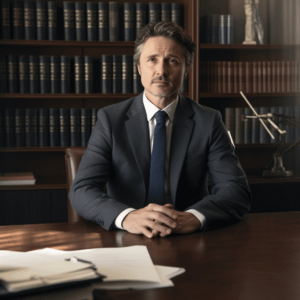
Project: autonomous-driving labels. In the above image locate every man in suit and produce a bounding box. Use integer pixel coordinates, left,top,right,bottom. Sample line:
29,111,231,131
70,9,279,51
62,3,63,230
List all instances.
69,22,251,238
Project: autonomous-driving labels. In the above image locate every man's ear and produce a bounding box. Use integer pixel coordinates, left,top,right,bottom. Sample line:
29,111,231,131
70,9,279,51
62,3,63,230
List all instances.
137,64,141,75
184,67,189,78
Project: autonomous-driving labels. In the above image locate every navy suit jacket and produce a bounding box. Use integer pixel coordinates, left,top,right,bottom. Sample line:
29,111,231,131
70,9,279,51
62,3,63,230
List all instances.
69,93,251,231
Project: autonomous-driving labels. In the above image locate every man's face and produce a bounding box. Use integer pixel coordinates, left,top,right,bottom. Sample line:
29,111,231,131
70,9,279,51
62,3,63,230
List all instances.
137,36,186,102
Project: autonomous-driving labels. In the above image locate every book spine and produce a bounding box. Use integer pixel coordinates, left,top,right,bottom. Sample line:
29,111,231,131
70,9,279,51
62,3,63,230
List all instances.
98,2,109,41
8,55,18,93
233,61,239,94
0,55,8,93
50,55,60,93
276,61,281,93
219,15,226,44
266,61,272,93
19,55,29,93
39,108,49,147
15,108,25,147
161,3,171,22
225,107,235,140
245,62,253,93
91,108,97,131
87,2,97,41
222,61,228,93
1,0,11,39
252,61,258,93
24,1,35,40
29,55,39,93
226,15,233,44
63,1,75,41
295,106,300,142
36,1,47,40
136,3,147,37
243,108,252,144
49,108,60,147
149,2,160,23
259,107,270,143
133,61,143,94
281,61,286,93
70,108,80,146
238,61,246,94
60,55,71,93
59,108,70,146
286,61,292,93
204,15,212,43
109,2,119,41
48,1,58,40
25,108,38,147
5,108,15,147
75,2,86,41
270,106,279,143
211,15,219,44
251,107,259,143
227,61,234,94
122,55,133,93
257,61,262,93
124,2,135,41
84,56,93,93
217,61,222,93
271,61,277,93
234,107,244,144
285,106,294,143
0,109,3,147
39,55,50,93
113,55,122,93
171,3,183,27
101,55,112,93
12,0,24,39
81,108,91,146
74,56,84,93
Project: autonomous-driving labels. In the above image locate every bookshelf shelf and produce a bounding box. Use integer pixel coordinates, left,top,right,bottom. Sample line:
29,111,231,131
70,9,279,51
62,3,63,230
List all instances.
199,93,300,98
0,147,85,153
199,44,299,50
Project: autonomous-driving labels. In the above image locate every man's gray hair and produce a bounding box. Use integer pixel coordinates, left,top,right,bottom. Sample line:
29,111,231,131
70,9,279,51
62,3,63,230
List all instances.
134,21,196,71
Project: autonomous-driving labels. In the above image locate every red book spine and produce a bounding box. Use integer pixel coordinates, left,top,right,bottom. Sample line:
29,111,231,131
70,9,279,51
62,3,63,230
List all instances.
233,61,239,93
262,61,267,93
238,61,246,94
227,61,234,94
252,61,258,93
245,62,253,93
257,61,262,93
222,61,228,93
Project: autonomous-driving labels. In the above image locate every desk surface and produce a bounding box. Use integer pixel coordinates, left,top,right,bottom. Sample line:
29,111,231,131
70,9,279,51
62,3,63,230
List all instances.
1,212,300,300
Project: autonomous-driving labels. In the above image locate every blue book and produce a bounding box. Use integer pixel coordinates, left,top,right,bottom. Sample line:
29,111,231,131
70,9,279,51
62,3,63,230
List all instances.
149,2,160,23
36,1,47,40
251,107,260,143
48,1,58,40
29,55,40,93
70,108,81,146
259,107,270,144
226,15,233,44
63,1,75,40
24,1,36,40
101,55,112,93
39,108,49,147
243,107,252,144
285,106,295,143
50,56,60,93
59,108,70,147
60,56,71,93
211,15,219,44
87,2,97,41
0,55,8,93
39,55,51,93
75,2,86,41
124,2,135,41
171,3,183,27
113,55,122,93
49,108,59,147
136,3,147,37
1,0,11,39
4,108,15,147
18,55,29,93
74,56,84,93
84,56,93,93
98,2,109,41
270,106,279,143
12,0,24,39
161,3,171,22
122,55,133,94
25,108,38,147
219,15,226,44
109,2,119,41
15,108,25,147
8,55,18,93
81,108,91,147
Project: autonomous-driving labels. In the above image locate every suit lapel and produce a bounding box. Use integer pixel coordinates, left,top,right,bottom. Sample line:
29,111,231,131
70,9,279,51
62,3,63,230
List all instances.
169,94,195,205
125,94,151,198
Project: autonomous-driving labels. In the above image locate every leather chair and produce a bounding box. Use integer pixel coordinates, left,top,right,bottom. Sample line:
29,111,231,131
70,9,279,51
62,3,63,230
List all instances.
65,147,86,222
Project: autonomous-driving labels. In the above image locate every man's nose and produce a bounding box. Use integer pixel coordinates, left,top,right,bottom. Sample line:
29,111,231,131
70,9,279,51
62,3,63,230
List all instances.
155,61,168,76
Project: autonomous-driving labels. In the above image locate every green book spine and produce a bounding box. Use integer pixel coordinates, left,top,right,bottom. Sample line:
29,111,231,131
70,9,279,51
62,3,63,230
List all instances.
12,0,24,39
109,2,119,41
75,2,86,41
24,1,36,40
48,1,58,40
136,3,147,37
36,1,47,40
102,55,112,93
39,55,51,93
70,108,80,146
25,108,38,147
60,56,71,93
50,55,60,93
98,2,108,41
84,56,93,93
15,108,25,147
124,2,135,41
87,2,97,41
49,108,59,147
81,108,91,146
122,55,133,93
8,55,18,93
113,55,122,93
19,55,29,93
63,1,75,40
149,2,160,23
74,56,84,93
39,108,49,147
59,108,70,146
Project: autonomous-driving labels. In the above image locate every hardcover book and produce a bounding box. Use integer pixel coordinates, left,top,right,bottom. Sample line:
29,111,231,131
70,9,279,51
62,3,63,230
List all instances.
29,55,40,93
59,108,70,147
50,55,60,93
75,2,86,41
63,1,75,40
98,2,109,41
70,108,81,146
102,55,112,93
136,3,147,36
36,1,47,40
15,108,25,147
48,1,58,40
84,56,93,93
112,55,122,94
4,109,15,147
0,55,7,93
12,0,24,39
39,108,49,147
122,55,133,93
149,2,160,23
109,2,119,41
1,0,11,39
49,108,60,147
171,3,183,27
124,2,135,41
19,55,29,93
161,3,171,22
87,2,98,41
60,56,71,93
39,55,51,93
24,1,36,40
25,108,38,147
81,108,91,146
8,55,18,93
74,56,84,93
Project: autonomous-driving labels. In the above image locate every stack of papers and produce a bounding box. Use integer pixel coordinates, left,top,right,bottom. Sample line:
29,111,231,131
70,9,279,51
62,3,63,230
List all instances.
0,172,36,186
0,246,185,298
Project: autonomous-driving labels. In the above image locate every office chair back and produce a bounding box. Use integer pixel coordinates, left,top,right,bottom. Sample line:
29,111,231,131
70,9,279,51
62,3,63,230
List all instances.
65,147,86,222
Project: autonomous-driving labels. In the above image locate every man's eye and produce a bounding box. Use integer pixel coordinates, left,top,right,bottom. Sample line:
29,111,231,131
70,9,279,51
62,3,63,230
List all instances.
170,59,178,64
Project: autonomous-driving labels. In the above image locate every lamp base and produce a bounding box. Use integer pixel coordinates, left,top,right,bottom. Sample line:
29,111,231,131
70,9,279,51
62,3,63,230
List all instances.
263,170,293,178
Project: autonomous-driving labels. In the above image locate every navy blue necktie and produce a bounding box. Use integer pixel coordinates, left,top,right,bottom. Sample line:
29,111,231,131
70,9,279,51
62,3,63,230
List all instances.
148,110,168,205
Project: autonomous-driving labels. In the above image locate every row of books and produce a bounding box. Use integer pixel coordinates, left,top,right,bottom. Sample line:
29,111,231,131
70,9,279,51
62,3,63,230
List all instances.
0,54,144,94
1,107,99,147
225,106,300,145
201,61,300,94
201,15,233,44
0,0,183,41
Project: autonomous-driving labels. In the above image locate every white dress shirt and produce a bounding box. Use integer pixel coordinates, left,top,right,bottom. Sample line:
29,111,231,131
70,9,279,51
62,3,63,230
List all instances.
115,92,206,229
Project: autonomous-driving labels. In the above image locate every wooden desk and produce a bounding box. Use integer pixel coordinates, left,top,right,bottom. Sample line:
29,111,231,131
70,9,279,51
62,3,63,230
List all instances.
1,212,300,300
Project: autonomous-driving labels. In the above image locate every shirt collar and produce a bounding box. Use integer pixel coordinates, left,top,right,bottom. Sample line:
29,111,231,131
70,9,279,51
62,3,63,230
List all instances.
143,91,178,122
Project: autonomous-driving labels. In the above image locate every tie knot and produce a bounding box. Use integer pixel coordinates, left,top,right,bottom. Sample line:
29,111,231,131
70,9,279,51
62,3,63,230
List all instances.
155,110,168,125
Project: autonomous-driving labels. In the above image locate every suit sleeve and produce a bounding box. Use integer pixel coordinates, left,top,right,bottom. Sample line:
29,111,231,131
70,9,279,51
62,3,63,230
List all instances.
187,110,251,230
69,109,131,231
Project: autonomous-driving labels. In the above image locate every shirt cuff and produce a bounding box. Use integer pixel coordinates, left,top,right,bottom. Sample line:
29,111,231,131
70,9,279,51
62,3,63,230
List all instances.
186,209,206,229
115,208,136,230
